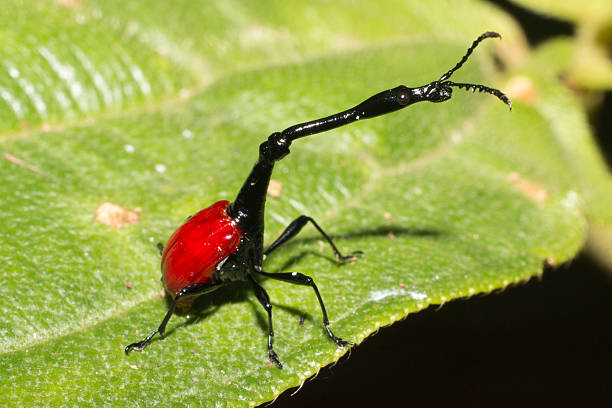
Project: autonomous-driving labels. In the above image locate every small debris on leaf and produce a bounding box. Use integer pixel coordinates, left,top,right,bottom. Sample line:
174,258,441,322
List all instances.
317,240,325,252
179,88,191,100
4,153,42,173
55,0,82,9
182,129,194,139
505,76,536,104
94,202,139,228
450,131,463,144
267,179,282,198
507,172,548,204
383,212,397,222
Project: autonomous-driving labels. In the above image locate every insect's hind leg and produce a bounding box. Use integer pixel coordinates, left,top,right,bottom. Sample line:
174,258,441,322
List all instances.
254,269,354,347
264,215,362,262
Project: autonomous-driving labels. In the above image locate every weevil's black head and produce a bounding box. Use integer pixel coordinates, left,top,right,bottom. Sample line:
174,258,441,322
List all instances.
411,81,453,104
413,79,511,110
413,32,511,110
426,81,453,103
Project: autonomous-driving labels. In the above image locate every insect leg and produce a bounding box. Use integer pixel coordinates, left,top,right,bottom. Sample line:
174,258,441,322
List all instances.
249,275,283,368
264,215,362,262
255,269,354,347
125,283,222,353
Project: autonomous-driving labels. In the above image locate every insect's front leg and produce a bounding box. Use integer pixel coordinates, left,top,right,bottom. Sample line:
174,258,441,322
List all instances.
125,283,222,353
248,273,283,368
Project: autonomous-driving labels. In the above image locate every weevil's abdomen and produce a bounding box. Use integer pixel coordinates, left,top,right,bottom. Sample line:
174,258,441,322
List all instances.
161,200,242,299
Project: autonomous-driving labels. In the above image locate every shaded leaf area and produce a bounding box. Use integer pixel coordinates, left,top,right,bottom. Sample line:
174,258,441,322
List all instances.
0,37,586,406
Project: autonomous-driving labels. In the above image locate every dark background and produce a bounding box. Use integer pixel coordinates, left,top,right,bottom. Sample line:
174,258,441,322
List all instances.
266,1,612,407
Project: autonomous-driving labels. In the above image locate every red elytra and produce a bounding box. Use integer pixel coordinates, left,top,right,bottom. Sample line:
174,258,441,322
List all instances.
161,200,242,301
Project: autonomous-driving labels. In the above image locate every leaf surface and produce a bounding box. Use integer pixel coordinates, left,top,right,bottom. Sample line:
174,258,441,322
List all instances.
0,1,597,406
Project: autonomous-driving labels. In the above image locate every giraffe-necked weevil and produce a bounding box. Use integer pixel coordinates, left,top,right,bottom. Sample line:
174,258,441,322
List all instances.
125,32,511,368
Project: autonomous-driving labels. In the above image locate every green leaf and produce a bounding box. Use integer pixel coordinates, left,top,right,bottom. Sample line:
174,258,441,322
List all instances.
0,1,596,406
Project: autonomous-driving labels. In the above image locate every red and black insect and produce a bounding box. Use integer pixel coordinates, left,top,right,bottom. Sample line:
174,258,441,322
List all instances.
125,32,511,368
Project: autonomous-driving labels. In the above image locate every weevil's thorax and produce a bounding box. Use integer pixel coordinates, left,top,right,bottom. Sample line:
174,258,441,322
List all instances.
214,236,258,282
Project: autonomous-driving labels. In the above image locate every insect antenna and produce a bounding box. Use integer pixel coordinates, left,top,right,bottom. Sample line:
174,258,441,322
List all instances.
445,81,512,109
438,31,501,82
436,31,511,110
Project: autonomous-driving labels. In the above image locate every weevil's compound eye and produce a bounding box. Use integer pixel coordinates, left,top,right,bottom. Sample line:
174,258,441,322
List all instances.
396,88,411,106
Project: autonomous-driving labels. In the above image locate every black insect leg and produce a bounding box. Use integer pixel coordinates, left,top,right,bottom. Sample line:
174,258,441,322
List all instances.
255,269,354,347
248,275,283,368
124,283,222,353
264,215,363,262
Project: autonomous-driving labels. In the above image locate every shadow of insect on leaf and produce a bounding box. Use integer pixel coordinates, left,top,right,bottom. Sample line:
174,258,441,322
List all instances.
247,300,313,335
153,283,251,341
247,228,444,343
268,225,444,270
150,225,443,345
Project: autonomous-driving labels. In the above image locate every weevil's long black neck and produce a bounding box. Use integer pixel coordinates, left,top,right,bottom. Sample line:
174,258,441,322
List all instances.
229,152,275,238
282,85,434,141
227,31,511,254
227,85,431,236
